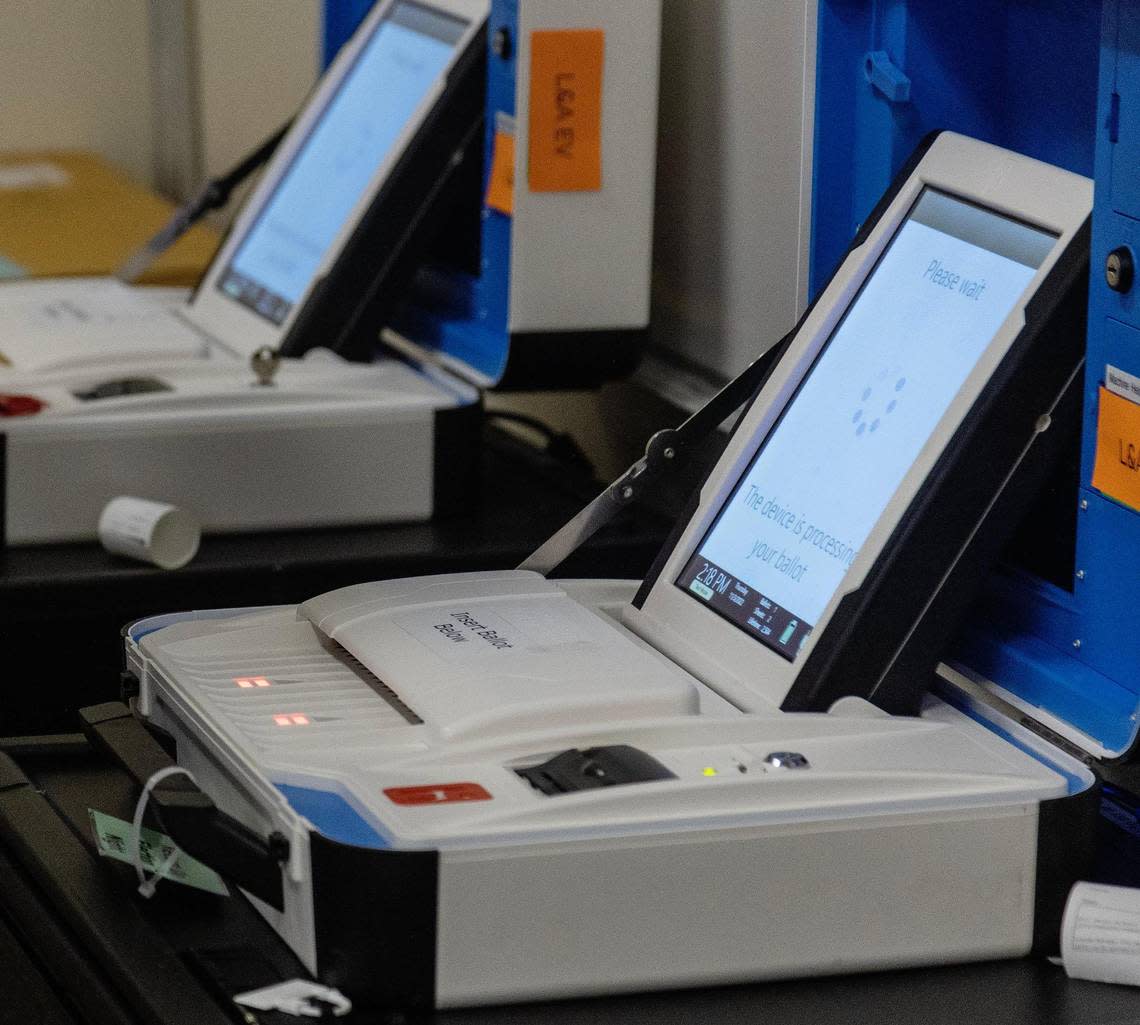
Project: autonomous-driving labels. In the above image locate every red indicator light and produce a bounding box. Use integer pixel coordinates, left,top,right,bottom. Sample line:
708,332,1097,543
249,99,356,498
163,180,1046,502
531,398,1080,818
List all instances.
384,782,492,806
273,713,310,727
234,676,271,689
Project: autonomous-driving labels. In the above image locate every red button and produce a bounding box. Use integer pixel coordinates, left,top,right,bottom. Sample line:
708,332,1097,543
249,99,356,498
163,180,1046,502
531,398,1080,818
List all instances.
384,782,492,806
0,394,45,417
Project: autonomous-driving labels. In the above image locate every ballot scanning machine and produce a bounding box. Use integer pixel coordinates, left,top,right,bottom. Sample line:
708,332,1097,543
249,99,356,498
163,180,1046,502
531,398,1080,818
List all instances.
106,133,1099,1008
0,0,661,544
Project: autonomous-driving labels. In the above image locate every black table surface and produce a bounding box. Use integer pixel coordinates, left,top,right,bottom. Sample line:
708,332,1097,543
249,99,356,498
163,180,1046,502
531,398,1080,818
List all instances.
4,741,1139,1025
0,430,675,732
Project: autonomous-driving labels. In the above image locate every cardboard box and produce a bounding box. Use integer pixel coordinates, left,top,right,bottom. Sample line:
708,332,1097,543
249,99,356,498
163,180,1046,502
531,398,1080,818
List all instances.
0,151,218,286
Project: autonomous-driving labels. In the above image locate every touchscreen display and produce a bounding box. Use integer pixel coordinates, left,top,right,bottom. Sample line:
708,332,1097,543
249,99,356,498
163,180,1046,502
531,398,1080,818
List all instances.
216,1,467,325
675,189,1057,660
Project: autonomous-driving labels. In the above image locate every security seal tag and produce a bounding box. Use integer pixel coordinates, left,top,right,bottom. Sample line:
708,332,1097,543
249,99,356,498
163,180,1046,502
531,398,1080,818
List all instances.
88,807,230,897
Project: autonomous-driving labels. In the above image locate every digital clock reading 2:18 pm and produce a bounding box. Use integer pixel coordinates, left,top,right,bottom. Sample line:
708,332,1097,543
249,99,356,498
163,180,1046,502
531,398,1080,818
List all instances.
692,561,732,596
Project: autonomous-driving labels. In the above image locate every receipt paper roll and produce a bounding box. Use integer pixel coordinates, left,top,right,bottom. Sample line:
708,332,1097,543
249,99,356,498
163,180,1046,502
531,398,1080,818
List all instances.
1061,881,1140,986
98,497,200,570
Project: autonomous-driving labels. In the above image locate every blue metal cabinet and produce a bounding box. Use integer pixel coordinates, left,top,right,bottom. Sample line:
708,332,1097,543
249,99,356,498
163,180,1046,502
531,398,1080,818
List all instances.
811,1,1100,295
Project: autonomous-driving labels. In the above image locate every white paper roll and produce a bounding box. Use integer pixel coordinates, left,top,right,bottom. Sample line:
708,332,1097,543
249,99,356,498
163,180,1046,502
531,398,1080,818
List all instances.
1061,882,1140,986
98,497,200,570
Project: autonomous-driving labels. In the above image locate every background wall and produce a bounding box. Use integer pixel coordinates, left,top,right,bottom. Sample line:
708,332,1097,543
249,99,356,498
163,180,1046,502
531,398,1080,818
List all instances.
0,1,320,190
0,2,153,182
195,1,321,179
